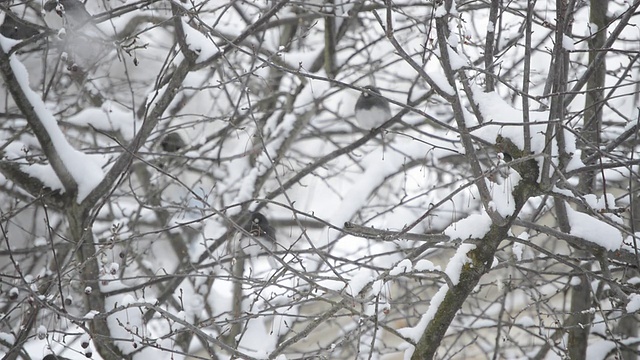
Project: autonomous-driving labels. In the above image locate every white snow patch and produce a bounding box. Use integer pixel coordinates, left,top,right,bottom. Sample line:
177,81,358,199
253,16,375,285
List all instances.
371,279,384,296
400,284,449,359
448,33,459,48
36,325,47,339
66,102,136,140
434,5,447,17
34,237,47,246
414,259,440,272
0,38,104,202
347,270,373,296
566,206,622,251
627,276,640,285
238,317,278,356
448,47,468,70
444,212,492,240
565,149,585,172
399,243,477,358
470,87,567,183
105,291,145,355
562,35,575,50
512,242,523,261
587,340,617,360
445,243,476,285
83,310,99,319
0,332,15,344
517,316,535,327
181,17,216,63
485,175,519,217
317,279,347,293
627,294,640,313
429,69,456,96
390,259,413,276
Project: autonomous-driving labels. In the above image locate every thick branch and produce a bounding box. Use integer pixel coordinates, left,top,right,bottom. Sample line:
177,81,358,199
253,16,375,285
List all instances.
0,43,77,196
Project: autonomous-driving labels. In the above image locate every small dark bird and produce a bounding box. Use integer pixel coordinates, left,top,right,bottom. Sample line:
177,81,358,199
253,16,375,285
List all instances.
43,0,95,30
241,212,278,268
43,355,72,360
354,85,392,129
245,212,276,243
160,133,185,153
0,13,40,40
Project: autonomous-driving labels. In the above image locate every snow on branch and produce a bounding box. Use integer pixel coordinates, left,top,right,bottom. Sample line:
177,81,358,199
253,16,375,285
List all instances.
0,35,104,203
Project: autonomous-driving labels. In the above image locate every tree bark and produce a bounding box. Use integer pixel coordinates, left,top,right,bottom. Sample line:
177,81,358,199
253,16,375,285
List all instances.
569,0,609,358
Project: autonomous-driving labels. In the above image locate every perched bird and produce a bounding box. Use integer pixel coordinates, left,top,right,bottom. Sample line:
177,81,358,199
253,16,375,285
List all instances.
245,212,276,243
0,12,40,40
43,355,72,360
354,85,392,129
43,0,95,30
240,212,278,269
160,133,186,153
